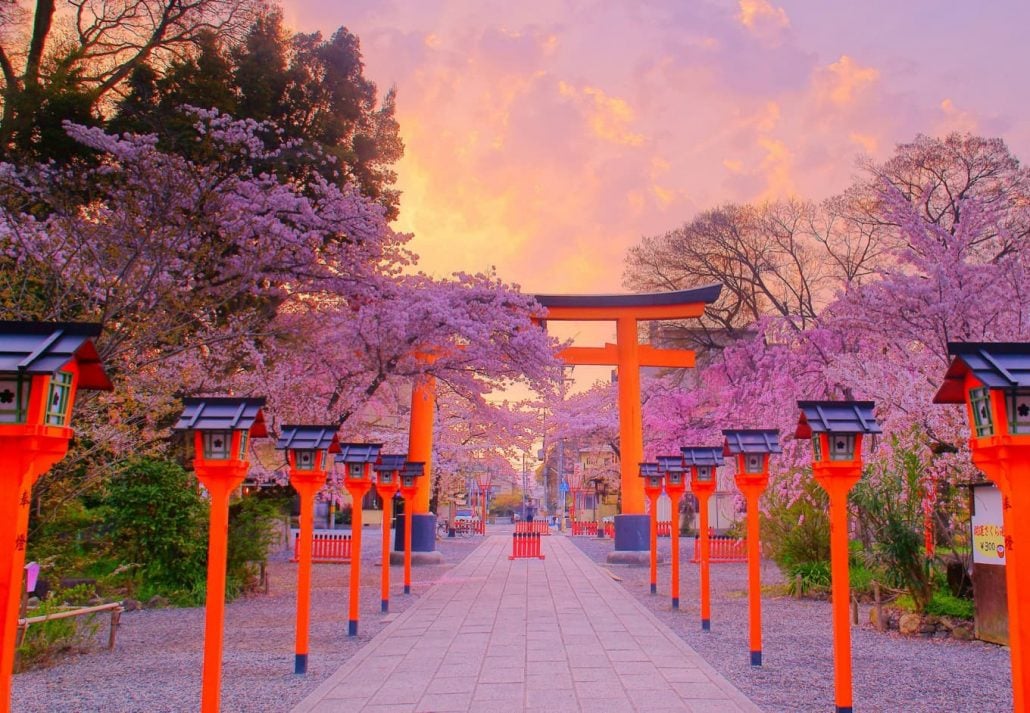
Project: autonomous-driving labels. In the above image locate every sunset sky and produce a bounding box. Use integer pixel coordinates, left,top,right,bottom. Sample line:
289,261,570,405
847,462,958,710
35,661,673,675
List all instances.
282,0,1030,300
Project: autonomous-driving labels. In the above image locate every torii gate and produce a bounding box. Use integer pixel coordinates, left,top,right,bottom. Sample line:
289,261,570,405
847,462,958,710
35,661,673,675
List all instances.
401,285,721,560
535,285,721,557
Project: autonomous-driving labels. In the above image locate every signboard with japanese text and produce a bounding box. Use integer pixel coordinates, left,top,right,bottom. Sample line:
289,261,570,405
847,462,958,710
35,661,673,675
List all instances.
972,484,1006,565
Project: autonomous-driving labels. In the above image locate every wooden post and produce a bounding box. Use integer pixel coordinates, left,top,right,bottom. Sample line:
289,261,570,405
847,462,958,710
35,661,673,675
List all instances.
873,581,884,632
795,573,803,599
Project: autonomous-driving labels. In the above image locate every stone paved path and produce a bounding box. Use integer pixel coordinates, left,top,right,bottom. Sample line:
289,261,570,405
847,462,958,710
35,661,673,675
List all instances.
292,533,761,712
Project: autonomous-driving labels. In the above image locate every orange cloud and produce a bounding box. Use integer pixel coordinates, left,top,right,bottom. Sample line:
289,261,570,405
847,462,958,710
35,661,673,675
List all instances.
737,0,790,36
817,55,879,106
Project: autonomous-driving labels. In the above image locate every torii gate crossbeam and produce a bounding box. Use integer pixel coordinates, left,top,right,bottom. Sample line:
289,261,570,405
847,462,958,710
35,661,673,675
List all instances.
535,285,721,557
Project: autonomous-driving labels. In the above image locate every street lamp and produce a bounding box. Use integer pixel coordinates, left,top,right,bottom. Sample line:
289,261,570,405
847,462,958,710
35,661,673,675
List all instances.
640,462,664,595
475,468,493,534
657,455,688,610
174,397,267,713
722,428,780,667
682,446,725,631
399,462,426,594
335,442,383,636
934,342,1030,712
373,454,406,613
0,322,111,713
796,400,880,713
275,425,340,675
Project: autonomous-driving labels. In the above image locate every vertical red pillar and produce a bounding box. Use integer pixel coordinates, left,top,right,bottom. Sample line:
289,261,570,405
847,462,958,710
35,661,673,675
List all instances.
290,477,321,674
669,492,683,609
736,479,767,666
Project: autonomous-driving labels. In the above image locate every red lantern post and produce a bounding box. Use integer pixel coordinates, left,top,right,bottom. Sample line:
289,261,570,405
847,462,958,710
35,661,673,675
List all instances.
640,463,664,595
682,447,724,631
476,470,493,535
174,397,267,713
0,323,110,713
658,456,688,609
373,455,405,613
797,400,880,713
399,462,426,594
723,429,781,667
935,343,1030,713
275,425,340,674
336,443,382,636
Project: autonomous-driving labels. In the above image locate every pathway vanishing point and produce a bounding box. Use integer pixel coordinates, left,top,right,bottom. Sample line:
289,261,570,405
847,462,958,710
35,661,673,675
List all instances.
292,532,761,712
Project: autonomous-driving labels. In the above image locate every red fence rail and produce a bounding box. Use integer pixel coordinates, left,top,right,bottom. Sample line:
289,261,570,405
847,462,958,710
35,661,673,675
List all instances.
657,521,672,537
515,521,550,535
293,532,352,563
509,532,545,560
570,521,597,536
690,535,747,563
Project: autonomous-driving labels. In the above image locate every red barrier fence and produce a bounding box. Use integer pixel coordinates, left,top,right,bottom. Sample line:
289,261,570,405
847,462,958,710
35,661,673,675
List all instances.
604,522,614,538
293,532,352,563
690,535,747,563
475,520,485,535
570,521,597,536
515,521,550,535
509,532,545,560
657,521,672,537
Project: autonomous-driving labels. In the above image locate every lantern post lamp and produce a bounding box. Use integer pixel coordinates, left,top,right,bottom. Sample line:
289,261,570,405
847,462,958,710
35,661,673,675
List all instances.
399,462,426,594
336,443,383,636
657,455,688,609
640,462,664,595
722,429,780,667
934,342,1030,712
682,446,724,631
476,469,493,534
275,425,340,674
174,397,267,713
0,322,110,713
796,401,880,713
373,454,406,613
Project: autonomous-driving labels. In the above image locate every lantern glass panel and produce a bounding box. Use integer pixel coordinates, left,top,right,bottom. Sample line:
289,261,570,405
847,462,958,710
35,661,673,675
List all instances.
667,472,683,486
379,469,395,485
744,454,764,473
812,434,824,461
695,465,714,482
347,462,365,480
44,371,73,426
295,449,316,471
0,373,29,424
829,434,855,461
401,475,416,489
203,431,233,460
970,387,994,437
1008,389,1030,435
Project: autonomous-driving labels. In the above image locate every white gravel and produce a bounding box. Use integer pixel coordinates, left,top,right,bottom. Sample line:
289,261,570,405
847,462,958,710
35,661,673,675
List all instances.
11,534,482,713
571,535,1013,713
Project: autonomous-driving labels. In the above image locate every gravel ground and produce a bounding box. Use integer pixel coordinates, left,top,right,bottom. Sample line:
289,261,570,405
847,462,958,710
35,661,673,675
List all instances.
572,535,1012,713
11,531,483,713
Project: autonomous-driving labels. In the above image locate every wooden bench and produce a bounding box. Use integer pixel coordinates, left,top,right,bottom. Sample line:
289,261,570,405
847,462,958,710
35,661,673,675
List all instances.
15,601,123,671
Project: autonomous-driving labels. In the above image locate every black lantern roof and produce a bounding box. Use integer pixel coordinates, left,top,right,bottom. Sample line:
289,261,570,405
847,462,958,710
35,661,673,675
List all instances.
639,462,661,477
402,461,426,477
722,429,781,455
335,443,383,464
174,397,268,436
275,425,340,452
0,321,112,390
681,446,725,467
934,342,1030,404
795,401,881,439
656,455,686,474
374,454,408,472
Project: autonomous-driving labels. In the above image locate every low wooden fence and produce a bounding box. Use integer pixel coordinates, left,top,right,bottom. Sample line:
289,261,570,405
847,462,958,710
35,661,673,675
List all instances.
293,532,352,563
570,521,597,536
656,521,672,537
690,535,747,563
509,532,545,560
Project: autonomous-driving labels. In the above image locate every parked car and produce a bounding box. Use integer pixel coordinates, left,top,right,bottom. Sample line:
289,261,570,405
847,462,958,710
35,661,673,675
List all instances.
454,509,479,523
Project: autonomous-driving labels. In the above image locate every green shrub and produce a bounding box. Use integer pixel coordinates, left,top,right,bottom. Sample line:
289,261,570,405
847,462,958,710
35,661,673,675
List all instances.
226,495,286,598
786,560,831,595
762,476,830,571
105,458,208,605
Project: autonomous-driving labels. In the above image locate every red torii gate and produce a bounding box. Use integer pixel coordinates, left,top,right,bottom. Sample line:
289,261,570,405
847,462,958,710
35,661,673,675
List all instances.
534,286,721,557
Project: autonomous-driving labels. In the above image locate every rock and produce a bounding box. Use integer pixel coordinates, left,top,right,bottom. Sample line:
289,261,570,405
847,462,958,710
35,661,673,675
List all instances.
87,596,105,606
146,595,169,609
26,596,40,608
122,598,141,612
952,625,975,641
899,613,922,635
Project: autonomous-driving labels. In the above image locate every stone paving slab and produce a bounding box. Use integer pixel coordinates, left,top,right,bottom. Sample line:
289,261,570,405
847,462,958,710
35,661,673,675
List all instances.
292,534,761,713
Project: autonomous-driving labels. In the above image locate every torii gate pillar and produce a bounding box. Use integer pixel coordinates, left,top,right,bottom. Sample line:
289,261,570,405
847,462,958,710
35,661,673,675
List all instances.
535,286,721,561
